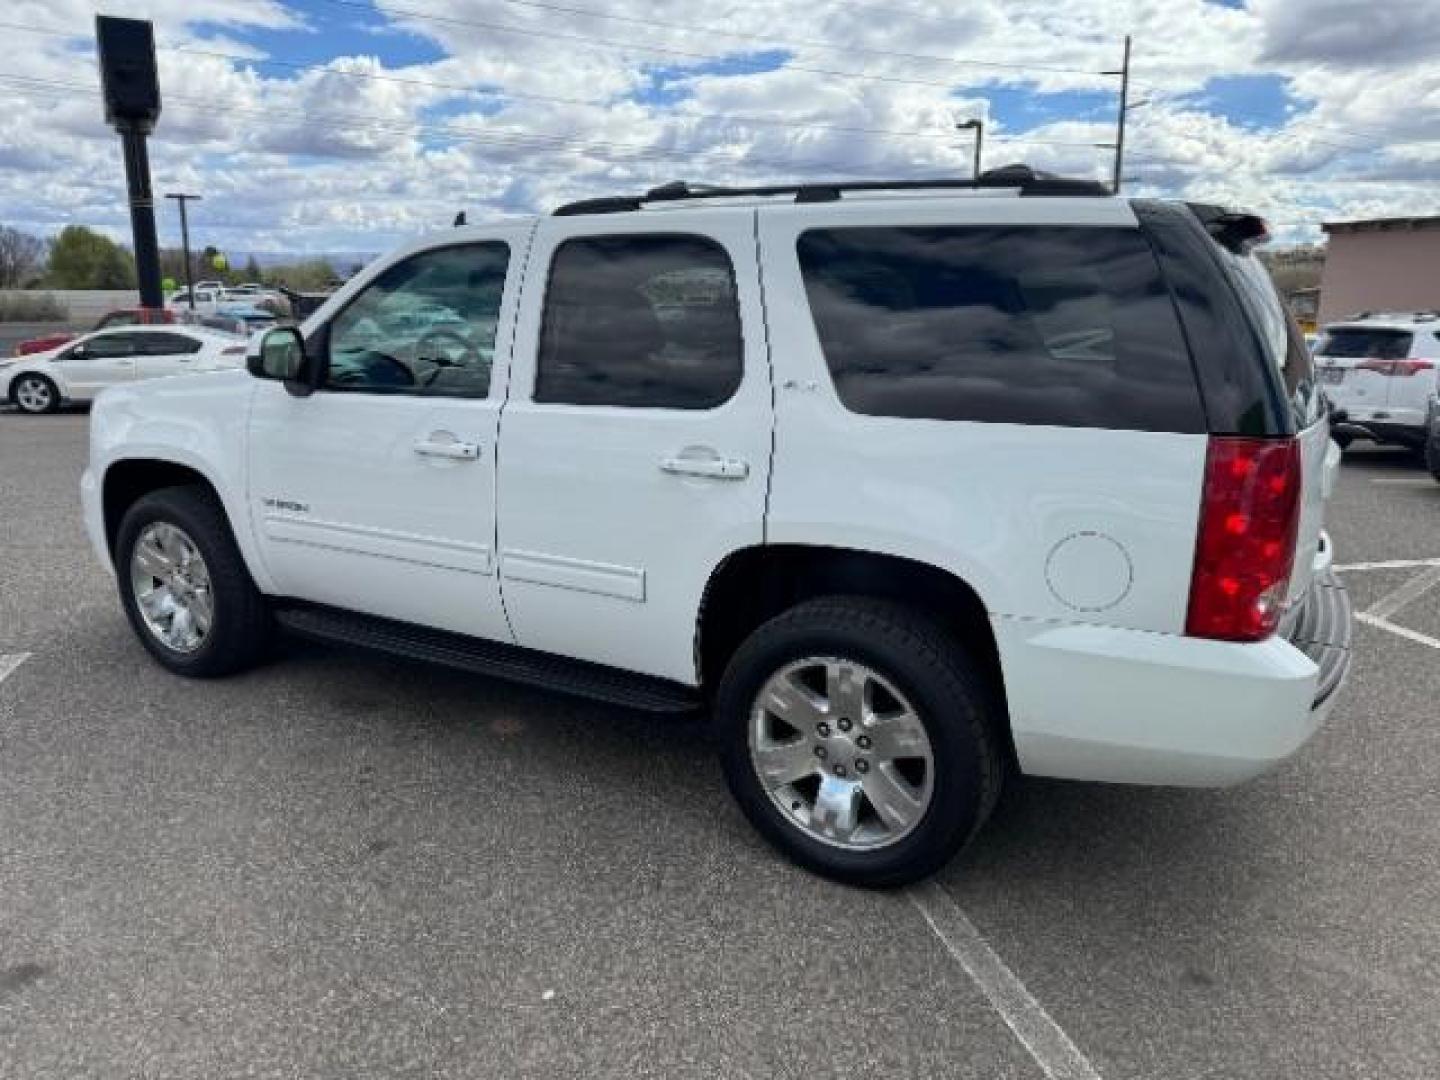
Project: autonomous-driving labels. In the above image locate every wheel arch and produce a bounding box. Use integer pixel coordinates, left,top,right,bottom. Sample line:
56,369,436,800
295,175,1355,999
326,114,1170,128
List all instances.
102,458,233,564
696,544,1011,756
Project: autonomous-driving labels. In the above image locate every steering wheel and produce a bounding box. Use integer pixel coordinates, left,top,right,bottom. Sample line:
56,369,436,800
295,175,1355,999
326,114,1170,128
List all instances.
414,329,478,387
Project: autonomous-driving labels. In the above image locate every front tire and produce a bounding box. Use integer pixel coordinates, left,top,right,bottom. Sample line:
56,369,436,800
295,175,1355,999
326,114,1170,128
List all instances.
11,373,60,414
715,598,1005,887
115,485,271,677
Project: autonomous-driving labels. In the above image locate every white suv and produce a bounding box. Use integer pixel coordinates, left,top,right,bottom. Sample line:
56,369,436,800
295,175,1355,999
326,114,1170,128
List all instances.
81,168,1352,885
1315,311,1440,450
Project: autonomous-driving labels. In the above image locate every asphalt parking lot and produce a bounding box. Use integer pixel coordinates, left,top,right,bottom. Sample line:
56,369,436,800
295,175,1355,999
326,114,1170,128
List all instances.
2,412,1438,1079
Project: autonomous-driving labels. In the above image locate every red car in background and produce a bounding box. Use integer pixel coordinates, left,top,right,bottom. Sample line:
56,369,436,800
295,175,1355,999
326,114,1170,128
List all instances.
12,307,175,357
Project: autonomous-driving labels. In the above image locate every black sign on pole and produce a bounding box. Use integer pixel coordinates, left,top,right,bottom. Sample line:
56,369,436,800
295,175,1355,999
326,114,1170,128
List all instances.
96,15,164,310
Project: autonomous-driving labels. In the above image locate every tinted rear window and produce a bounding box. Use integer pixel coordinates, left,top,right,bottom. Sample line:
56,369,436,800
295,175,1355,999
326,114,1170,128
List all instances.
1208,245,1322,427
795,226,1204,432
1316,328,1414,359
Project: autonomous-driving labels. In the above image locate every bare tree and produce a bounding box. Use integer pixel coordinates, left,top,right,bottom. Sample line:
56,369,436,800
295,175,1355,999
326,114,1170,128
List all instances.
0,226,48,289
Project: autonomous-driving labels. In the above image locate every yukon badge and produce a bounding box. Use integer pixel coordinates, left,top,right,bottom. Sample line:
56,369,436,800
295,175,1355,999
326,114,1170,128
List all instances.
262,497,311,514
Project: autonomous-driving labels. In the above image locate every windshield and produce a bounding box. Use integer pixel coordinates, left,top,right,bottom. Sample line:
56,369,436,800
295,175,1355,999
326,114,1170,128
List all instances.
1316,328,1413,359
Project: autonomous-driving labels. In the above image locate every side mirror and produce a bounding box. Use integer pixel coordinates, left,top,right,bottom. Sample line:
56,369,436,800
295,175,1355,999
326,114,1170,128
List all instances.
66,343,87,360
248,326,317,397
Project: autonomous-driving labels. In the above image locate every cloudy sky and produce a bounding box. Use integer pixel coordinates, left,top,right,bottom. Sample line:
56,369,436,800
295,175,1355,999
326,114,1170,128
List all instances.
0,0,1436,257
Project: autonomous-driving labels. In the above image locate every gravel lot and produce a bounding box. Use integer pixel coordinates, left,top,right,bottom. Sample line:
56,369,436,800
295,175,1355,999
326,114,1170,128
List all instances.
2,412,1438,1079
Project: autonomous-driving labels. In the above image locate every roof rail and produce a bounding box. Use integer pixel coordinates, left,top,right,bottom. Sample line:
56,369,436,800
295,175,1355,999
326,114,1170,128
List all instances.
552,164,1110,216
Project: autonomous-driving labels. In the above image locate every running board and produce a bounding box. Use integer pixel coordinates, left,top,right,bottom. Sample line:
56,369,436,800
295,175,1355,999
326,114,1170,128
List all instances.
275,604,701,713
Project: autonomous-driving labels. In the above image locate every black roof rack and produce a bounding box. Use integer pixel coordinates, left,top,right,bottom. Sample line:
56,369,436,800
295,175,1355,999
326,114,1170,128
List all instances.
552,164,1110,216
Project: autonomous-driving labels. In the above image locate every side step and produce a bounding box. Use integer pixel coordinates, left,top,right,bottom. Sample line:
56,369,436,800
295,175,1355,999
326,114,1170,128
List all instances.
275,604,701,713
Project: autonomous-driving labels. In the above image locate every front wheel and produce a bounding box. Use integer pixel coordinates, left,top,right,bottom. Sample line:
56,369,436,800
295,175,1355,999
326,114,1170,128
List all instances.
715,598,1006,887
115,485,272,677
11,373,60,414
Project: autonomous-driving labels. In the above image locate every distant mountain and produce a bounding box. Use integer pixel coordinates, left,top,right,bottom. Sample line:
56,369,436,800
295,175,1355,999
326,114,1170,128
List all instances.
240,252,380,272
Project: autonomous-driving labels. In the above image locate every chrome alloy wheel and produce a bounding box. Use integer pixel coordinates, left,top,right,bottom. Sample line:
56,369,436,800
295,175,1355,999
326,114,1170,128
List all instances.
748,657,935,851
14,376,54,413
129,522,214,654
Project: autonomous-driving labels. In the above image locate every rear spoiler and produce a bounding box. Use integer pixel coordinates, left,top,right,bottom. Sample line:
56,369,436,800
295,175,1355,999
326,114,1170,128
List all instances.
1187,203,1271,254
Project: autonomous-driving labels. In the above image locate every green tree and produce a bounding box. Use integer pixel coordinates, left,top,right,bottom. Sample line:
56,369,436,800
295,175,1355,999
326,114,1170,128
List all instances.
45,226,137,289
0,225,48,288
242,255,264,284
265,258,337,291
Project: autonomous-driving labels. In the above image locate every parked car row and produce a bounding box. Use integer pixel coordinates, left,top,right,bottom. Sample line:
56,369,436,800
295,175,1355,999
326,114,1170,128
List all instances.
1,326,248,413
10,306,178,358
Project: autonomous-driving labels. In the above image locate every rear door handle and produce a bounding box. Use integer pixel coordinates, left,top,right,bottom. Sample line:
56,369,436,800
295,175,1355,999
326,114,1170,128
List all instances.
660,454,749,480
414,437,481,460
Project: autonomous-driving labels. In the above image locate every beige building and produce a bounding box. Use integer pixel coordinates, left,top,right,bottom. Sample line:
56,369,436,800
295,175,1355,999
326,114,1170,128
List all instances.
1318,216,1440,325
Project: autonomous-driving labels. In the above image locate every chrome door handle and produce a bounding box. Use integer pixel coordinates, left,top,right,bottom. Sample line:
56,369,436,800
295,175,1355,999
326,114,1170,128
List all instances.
414,438,481,460
660,455,749,480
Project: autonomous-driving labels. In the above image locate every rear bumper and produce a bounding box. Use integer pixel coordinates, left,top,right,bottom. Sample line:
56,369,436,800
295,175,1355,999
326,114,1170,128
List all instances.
1331,412,1427,447
999,571,1353,788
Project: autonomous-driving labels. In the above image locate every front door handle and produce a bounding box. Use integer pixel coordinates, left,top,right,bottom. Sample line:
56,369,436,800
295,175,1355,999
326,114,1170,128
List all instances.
414,436,481,460
660,453,749,480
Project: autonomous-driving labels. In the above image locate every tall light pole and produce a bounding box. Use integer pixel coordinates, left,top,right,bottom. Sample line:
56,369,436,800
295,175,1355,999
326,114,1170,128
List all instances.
164,193,201,309
956,118,984,180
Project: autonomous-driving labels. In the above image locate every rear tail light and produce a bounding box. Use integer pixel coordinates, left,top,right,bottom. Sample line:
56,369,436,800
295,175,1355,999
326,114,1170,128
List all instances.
1186,436,1301,642
1356,359,1435,375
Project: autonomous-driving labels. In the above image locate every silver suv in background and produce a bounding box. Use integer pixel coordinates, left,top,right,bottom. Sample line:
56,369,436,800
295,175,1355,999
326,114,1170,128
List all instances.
1317,312,1440,450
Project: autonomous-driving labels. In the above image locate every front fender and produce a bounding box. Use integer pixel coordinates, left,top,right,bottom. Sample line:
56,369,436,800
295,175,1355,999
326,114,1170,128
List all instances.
89,372,277,594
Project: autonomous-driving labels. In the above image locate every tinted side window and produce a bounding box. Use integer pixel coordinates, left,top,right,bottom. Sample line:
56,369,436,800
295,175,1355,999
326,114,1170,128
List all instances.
1316,328,1413,359
796,227,1205,432
1210,246,1322,428
327,243,509,398
140,333,203,355
536,234,743,409
81,333,138,358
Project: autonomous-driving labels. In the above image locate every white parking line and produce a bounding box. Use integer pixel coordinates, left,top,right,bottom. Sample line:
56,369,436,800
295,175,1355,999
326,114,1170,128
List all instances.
1333,558,1440,573
1355,613,1440,652
908,882,1101,1080
0,652,32,685
1365,565,1440,620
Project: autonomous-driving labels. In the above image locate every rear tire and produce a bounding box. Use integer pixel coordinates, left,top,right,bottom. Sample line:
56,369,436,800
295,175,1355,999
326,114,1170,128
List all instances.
115,485,272,677
715,597,1005,887
1331,433,1352,451
10,373,60,414
1426,436,1440,483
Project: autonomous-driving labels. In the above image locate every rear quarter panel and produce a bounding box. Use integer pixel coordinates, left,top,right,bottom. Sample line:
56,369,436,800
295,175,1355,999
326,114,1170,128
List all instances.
757,197,1208,633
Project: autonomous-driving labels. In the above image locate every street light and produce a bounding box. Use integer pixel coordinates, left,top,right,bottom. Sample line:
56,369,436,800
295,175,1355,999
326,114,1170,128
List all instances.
163,193,201,310
956,118,984,181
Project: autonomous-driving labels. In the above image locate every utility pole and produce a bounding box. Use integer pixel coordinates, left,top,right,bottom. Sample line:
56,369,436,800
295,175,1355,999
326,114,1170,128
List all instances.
164,193,202,309
956,118,984,180
1109,35,1132,194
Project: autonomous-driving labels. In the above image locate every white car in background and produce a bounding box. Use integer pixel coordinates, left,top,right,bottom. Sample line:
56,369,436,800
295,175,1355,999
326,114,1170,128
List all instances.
1,325,246,414
1316,312,1440,450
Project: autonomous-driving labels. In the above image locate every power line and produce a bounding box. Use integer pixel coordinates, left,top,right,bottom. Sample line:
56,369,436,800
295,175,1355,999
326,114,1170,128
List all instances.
319,0,1111,77
0,72,1126,174
0,16,1112,101
0,35,1123,155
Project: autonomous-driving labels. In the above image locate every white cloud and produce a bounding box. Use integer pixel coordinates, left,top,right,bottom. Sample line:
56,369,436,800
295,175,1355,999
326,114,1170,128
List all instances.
0,0,1434,254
